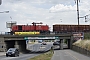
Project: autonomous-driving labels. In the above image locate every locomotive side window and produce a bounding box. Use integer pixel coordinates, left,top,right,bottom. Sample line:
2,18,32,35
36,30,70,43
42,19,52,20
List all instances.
18,26,22,31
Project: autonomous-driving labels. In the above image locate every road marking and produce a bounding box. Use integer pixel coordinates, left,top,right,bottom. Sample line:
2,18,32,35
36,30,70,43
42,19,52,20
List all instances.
40,46,45,49
65,52,79,60
1,57,17,60
64,55,69,56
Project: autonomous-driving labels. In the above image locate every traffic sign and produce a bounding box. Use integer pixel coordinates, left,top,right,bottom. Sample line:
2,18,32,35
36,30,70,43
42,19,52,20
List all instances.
55,37,59,39
24,37,28,40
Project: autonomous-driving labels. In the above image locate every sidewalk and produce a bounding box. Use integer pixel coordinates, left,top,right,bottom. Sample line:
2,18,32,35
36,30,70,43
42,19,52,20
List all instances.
0,52,6,56
51,50,58,60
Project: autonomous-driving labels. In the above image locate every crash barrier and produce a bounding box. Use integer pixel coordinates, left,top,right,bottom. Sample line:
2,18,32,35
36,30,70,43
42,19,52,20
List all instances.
72,45,90,57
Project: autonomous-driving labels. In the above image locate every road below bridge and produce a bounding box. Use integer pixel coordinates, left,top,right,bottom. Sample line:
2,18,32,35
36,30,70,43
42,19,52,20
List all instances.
0,42,53,60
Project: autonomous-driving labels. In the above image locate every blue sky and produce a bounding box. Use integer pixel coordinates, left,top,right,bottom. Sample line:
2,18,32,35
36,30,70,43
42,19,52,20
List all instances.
0,0,90,33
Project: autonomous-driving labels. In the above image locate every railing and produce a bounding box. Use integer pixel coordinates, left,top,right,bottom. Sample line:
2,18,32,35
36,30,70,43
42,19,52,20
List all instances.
0,32,11,35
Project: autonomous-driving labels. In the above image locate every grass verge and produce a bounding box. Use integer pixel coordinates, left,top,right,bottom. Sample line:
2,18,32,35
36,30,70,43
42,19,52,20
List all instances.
27,51,54,60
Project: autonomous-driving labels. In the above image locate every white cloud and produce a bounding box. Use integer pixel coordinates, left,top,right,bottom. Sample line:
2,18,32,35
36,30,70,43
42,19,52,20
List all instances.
49,4,76,13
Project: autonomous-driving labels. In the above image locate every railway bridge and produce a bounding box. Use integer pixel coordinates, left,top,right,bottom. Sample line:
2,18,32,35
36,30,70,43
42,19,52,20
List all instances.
0,33,73,52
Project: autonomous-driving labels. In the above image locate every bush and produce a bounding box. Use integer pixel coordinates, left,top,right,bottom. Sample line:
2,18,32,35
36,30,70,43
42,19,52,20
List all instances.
73,39,90,50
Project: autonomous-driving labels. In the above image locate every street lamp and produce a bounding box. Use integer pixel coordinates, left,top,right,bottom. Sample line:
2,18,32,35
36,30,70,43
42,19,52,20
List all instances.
79,14,90,22
0,11,9,13
84,14,90,22
60,19,62,22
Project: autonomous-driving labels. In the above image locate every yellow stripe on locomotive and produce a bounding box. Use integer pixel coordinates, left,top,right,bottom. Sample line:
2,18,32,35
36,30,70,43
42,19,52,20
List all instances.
15,32,40,35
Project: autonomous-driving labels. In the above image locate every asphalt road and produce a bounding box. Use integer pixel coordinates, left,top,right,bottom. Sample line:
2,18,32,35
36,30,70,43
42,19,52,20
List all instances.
0,54,40,60
52,49,90,60
27,42,53,52
0,42,53,60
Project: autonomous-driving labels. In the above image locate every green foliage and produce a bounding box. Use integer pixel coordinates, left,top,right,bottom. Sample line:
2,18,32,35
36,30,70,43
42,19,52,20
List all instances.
28,51,53,60
84,32,90,39
73,40,90,50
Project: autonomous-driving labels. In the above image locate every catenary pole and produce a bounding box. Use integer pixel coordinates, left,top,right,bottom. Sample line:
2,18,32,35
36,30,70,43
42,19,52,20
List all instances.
74,0,80,32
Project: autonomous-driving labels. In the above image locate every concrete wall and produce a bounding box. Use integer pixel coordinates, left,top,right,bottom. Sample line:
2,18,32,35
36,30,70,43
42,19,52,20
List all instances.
60,38,73,50
72,45,90,57
0,37,6,51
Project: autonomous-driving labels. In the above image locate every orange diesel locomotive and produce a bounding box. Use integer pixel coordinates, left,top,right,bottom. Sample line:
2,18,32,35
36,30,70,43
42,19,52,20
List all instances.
11,22,50,34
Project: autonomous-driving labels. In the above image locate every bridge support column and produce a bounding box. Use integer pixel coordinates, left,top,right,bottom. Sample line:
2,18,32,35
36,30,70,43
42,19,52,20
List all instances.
14,41,19,49
70,36,73,49
60,39,63,50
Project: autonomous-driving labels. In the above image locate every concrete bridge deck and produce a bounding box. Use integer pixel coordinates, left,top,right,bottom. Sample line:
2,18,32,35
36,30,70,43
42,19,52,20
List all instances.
0,34,73,52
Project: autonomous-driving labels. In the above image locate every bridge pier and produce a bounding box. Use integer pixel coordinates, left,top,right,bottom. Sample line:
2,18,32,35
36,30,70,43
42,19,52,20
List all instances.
14,41,19,49
19,40,27,53
14,40,27,53
60,39,64,50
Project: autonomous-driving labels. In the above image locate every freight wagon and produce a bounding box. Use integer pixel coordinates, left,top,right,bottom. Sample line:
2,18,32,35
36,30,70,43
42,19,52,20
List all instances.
53,24,90,33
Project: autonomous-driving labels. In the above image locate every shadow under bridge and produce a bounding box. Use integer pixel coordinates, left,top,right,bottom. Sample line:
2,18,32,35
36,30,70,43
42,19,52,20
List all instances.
5,40,26,53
